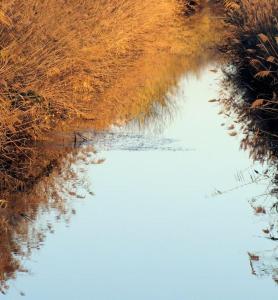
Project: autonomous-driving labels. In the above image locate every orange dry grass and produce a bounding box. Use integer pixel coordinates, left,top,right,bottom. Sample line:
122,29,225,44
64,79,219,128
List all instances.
0,0,182,189
0,0,183,116
0,0,222,190
0,0,226,292
224,0,278,32
87,6,223,129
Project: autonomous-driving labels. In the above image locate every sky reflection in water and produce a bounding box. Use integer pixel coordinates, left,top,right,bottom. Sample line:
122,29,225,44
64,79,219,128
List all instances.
7,67,278,299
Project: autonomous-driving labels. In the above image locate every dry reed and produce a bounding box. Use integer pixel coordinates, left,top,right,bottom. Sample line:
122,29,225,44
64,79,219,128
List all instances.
0,0,226,293
223,1,278,132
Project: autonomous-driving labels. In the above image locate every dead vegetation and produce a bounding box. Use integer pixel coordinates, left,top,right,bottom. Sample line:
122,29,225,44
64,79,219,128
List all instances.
0,0,183,192
0,0,225,293
221,0,278,150
0,0,223,193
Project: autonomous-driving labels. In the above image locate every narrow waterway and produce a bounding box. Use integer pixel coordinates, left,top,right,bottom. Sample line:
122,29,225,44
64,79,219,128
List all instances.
7,65,278,299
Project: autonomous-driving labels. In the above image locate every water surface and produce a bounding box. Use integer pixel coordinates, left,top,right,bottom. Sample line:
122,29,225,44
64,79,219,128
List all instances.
6,66,278,299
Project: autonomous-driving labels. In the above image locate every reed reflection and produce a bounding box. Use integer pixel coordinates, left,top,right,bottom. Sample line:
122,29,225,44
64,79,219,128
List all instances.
0,7,224,294
219,71,278,286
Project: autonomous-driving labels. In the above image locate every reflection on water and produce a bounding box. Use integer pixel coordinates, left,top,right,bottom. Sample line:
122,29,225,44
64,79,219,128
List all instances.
3,66,278,299
218,70,278,287
89,130,194,152
2,8,278,300
0,6,225,295
249,246,278,284
0,145,98,294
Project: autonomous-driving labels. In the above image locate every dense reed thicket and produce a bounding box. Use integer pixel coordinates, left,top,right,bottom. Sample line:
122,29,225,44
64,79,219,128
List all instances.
0,0,223,193
0,0,186,192
223,0,278,135
0,1,225,293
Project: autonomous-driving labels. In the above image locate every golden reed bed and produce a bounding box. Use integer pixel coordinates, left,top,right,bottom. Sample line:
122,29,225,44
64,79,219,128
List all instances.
0,0,221,192
0,0,224,292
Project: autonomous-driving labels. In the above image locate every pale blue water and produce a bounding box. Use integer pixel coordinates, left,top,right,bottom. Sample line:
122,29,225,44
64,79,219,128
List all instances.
7,67,278,299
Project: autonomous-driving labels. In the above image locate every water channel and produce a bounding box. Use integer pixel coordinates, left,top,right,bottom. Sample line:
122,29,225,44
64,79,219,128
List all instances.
6,65,278,299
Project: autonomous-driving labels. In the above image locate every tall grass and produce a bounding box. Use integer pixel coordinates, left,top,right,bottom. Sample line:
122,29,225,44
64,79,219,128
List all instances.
0,0,225,293
0,0,182,191
223,0,278,136
0,0,223,192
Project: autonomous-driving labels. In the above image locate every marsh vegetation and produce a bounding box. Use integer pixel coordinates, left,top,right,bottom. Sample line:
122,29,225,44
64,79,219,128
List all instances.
1,0,278,297
0,0,225,293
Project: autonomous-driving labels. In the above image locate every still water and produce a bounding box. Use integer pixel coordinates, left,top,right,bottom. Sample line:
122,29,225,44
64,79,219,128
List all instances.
7,66,278,299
